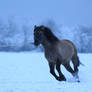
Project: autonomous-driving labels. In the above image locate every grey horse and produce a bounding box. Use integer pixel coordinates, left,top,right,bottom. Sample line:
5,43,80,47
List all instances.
34,25,80,82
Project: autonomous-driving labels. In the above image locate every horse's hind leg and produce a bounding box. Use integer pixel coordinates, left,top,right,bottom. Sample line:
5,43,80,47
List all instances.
72,56,80,73
56,62,66,81
63,62,74,74
63,62,80,82
71,56,80,82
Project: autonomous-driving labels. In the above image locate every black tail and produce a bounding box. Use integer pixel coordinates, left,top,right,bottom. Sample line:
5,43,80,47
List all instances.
77,56,85,66
80,62,85,66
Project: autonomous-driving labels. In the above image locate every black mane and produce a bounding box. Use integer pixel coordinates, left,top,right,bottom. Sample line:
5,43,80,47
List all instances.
40,25,59,43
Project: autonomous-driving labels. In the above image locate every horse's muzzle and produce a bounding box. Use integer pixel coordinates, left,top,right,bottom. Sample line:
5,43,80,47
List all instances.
34,41,39,46
34,39,40,46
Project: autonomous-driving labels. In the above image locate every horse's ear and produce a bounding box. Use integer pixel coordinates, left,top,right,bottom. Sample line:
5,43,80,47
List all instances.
34,25,37,29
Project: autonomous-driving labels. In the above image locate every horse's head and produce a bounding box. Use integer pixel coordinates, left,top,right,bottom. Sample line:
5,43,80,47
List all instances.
34,25,59,46
34,25,46,46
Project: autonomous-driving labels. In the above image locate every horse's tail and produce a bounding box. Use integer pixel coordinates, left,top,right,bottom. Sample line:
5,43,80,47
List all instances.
79,61,85,66
77,56,85,66
72,55,85,67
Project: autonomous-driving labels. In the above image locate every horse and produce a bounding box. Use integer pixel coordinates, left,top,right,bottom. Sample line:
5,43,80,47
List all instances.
34,25,80,82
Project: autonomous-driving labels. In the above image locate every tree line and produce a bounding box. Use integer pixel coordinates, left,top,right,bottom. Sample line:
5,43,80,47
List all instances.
0,19,92,53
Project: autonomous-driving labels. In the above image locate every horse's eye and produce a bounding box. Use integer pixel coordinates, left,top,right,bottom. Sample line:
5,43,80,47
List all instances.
37,30,42,34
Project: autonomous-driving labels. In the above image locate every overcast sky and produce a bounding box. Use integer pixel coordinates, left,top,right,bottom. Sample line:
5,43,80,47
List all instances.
0,0,92,27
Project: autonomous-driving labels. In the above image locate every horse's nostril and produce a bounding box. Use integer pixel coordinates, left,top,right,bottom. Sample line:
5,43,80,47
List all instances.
34,41,39,46
34,37,40,46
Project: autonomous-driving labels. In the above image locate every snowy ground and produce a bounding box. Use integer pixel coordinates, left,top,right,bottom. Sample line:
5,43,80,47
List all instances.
0,52,92,92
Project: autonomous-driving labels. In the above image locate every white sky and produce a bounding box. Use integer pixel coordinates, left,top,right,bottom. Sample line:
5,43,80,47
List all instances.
0,0,92,27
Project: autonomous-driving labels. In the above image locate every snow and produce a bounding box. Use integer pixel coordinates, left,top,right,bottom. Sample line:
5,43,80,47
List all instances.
0,52,92,92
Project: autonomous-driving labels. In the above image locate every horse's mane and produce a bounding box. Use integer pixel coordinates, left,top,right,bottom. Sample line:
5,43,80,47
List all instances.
40,25,59,43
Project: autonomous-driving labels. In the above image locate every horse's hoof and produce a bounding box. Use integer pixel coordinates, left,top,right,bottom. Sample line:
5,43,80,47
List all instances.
57,77,66,81
77,80,80,83
76,78,80,83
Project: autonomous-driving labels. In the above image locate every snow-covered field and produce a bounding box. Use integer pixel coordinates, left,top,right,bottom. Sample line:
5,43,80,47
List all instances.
0,52,92,92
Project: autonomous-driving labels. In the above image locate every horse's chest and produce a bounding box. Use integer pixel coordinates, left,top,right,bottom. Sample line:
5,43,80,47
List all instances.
44,48,57,63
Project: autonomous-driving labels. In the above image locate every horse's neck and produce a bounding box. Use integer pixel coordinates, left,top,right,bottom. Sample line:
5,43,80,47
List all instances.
42,40,51,49
41,40,57,51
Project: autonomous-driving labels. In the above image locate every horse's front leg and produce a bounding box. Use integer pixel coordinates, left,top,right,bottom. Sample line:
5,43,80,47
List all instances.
56,62,66,81
49,62,60,81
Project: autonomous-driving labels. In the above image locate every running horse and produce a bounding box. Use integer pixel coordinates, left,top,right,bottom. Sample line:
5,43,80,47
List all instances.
34,25,80,82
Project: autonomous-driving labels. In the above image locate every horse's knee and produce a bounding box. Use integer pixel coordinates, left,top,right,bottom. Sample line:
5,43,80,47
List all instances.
56,64,60,71
49,63,55,75
50,69,54,74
